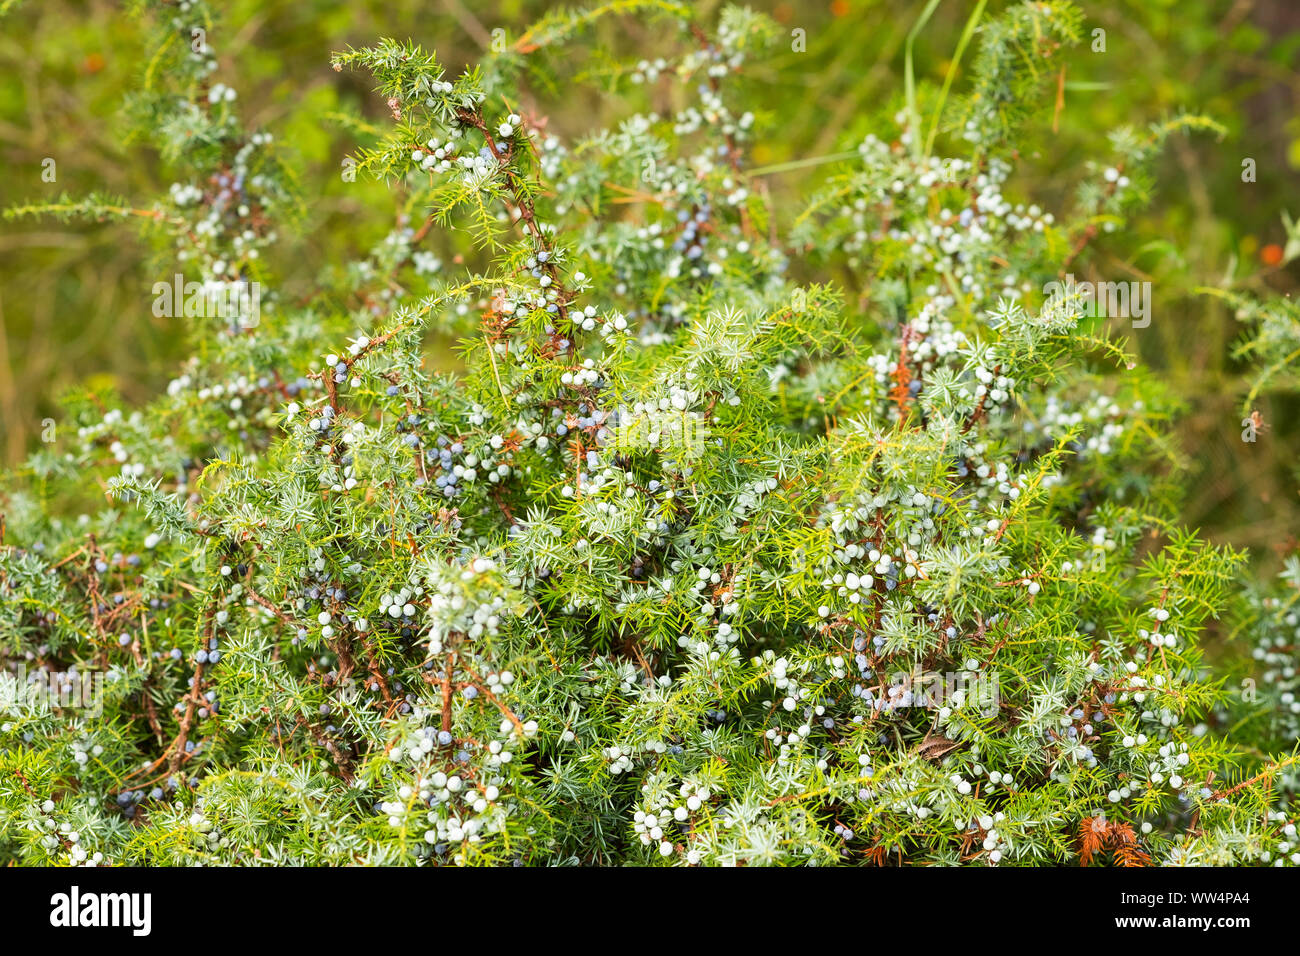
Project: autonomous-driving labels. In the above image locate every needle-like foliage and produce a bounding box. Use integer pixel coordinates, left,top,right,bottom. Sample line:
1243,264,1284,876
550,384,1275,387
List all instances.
1,0,1296,867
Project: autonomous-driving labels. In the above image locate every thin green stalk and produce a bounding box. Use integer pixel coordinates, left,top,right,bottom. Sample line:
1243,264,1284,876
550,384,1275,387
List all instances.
923,0,987,158
904,0,943,160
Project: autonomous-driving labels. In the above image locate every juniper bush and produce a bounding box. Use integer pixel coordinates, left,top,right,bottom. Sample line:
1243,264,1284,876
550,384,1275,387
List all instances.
1,0,1297,867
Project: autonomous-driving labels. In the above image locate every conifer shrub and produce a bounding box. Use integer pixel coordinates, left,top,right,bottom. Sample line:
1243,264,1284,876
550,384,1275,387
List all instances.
1,0,1297,866
1217,285,1300,806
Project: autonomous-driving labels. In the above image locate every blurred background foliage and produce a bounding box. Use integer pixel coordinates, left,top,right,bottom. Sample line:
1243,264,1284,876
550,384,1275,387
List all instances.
1,0,1298,569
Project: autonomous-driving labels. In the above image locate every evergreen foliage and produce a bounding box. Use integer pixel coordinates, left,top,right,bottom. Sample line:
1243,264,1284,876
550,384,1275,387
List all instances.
1,0,1297,867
